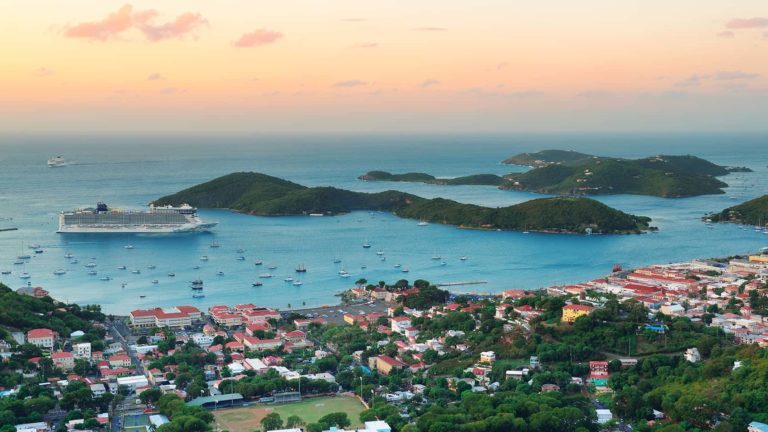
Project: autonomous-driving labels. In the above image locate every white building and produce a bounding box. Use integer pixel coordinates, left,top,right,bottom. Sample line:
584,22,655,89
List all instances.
191,333,214,347
116,375,149,392
73,342,91,359
685,347,701,363
596,409,613,424
90,383,108,397
480,351,496,364
390,316,412,334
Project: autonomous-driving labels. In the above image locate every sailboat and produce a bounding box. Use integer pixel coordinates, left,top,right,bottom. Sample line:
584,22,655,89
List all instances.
362,240,371,249
417,220,429,226
295,264,307,273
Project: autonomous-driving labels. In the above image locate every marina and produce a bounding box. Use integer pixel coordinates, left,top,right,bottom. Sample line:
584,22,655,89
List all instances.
0,135,767,314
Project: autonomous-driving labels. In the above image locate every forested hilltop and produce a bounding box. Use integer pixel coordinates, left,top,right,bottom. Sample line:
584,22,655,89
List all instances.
708,195,768,225
154,172,651,234
501,150,751,198
358,171,505,186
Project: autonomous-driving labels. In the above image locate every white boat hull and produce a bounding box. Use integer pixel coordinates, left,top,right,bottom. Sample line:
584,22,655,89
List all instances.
57,222,217,233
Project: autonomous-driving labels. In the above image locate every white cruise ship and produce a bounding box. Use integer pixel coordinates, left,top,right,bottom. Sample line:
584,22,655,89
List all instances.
57,202,217,234
47,156,67,167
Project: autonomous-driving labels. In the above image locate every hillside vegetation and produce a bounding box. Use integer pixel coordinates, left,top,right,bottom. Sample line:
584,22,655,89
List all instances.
502,152,738,197
358,171,505,186
708,194,768,225
154,172,651,234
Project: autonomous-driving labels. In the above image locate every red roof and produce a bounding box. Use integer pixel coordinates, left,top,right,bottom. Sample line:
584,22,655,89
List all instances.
284,330,305,338
51,351,73,359
110,354,130,361
378,355,407,367
27,328,54,339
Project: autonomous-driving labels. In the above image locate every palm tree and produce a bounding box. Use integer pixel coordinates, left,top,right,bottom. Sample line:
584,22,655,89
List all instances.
287,303,292,309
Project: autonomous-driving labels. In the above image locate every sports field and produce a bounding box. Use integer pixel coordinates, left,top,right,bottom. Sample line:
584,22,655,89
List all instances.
215,396,365,431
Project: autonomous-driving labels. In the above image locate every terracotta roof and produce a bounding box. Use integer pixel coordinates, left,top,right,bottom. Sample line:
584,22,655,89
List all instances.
27,328,54,338
563,304,594,312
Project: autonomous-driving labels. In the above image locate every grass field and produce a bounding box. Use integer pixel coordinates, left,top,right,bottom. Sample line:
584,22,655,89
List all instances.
215,396,365,431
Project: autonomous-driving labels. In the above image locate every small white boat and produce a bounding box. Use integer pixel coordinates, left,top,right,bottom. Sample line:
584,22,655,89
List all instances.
252,281,263,287
85,262,97,268
100,276,111,281
268,265,277,270
284,276,294,282
376,250,384,256
53,269,66,275
152,280,159,284
237,256,246,261
259,273,273,279
192,293,205,298
362,242,371,249
340,273,351,278
19,272,31,279
88,270,97,275
292,280,302,286
125,245,134,250
168,272,176,277
401,267,409,273
217,271,225,276
440,261,447,266
131,269,141,274
70,259,79,264
394,264,401,268
254,260,263,266
460,256,468,261
64,252,74,258
210,241,220,248
417,220,429,226
193,265,201,270
28,244,41,249
338,269,348,275
47,155,67,167
118,265,127,270
200,256,209,261
147,265,156,269
333,258,342,263
236,248,246,253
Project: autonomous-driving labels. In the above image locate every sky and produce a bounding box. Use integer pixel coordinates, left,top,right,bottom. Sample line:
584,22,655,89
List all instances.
1,0,767,133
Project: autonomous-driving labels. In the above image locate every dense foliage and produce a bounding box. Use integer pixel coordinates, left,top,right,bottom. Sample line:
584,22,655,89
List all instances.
503,152,733,197
709,194,768,225
502,149,594,167
154,172,650,234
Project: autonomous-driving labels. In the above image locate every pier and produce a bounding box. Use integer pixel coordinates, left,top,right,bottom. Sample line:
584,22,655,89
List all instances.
436,280,488,287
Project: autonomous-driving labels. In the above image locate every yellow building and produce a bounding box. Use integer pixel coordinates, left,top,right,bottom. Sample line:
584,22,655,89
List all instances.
561,304,594,323
748,255,768,264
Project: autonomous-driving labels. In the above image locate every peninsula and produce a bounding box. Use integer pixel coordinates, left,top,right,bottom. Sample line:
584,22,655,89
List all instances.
153,172,652,234
708,194,768,225
501,150,750,197
358,171,505,186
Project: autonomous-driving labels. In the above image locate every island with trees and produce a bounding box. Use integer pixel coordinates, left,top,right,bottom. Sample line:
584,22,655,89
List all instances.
154,172,652,234
358,171,505,186
501,150,751,198
707,194,768,226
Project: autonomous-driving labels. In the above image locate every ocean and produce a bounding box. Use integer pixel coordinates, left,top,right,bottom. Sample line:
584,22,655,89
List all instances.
0,132,766,314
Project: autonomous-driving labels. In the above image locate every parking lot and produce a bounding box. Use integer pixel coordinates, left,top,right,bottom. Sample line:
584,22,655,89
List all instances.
286,299,390,325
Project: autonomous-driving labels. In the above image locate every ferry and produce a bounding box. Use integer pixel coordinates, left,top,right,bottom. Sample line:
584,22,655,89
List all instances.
47,156,67,167
57,202,217,234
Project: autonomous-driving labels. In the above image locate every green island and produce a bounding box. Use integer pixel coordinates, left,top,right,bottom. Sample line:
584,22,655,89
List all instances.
358,171,505,186
708,194,768,225
501,150,751,198
153,172,651,234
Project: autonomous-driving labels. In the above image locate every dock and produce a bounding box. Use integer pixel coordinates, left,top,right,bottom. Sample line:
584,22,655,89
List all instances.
436,280,488,287
0,227,18,232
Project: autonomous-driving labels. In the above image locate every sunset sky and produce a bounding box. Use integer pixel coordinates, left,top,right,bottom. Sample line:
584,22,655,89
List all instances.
1,0,767,133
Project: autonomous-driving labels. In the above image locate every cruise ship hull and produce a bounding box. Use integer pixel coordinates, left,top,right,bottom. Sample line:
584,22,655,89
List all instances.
57,222,217,234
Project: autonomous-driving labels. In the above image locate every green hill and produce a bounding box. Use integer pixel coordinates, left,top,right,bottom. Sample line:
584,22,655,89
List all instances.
502,149,595,167
358,171,505,186
708,195,768,225
502,152,735,197
154,172,651,234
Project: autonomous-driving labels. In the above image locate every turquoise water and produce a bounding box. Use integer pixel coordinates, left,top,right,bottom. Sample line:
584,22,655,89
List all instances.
0,133,766,314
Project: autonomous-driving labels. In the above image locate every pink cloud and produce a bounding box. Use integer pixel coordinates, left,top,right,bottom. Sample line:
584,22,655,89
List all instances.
716,30,734,38
63,4,206,42
233,30,283,48
139,12,208,41
333,80,368,88
725,17,768,29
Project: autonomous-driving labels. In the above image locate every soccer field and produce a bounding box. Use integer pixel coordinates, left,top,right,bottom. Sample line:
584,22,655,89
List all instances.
214,396,365,431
